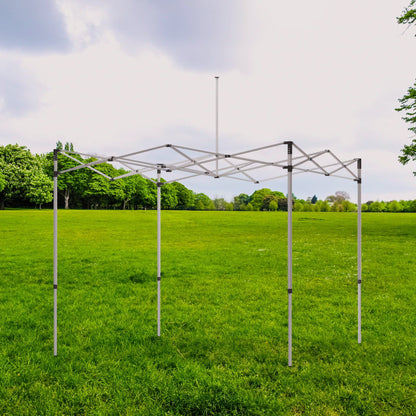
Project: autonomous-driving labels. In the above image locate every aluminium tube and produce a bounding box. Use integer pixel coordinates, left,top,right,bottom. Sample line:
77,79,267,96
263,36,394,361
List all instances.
287,142,293,367
215,76,219,176
357,159,362,343
53,149,58,356
157,170,161,337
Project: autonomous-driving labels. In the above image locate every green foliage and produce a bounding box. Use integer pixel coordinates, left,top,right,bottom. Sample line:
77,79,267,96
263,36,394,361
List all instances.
396,1,416,173
171,182,195,209
233,193,250,210
1,143,414,213
0,171,6,193
397,0,416,26
249,188,272,210
1,211,416,414
269,200,278,211
0,144,52,209
194,193,212,210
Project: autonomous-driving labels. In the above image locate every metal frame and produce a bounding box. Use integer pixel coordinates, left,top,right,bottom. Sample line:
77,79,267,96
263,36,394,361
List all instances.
53,141,362,366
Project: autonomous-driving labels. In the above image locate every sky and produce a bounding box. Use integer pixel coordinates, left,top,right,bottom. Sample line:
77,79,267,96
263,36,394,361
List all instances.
0,0,415,203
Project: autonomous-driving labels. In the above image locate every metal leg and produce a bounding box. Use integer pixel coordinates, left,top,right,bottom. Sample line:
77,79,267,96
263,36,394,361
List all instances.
357,159,362,343
286,142,293,366
157,170,161,337
53,150,58,356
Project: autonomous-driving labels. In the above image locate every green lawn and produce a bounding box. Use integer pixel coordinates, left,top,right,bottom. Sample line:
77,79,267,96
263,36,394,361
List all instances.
1,210,415,415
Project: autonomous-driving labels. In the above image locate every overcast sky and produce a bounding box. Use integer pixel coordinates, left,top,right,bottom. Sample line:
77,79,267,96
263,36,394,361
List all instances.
0,0,415,202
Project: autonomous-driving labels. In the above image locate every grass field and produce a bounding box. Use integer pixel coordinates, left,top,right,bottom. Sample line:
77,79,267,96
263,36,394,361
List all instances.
0,210,415,415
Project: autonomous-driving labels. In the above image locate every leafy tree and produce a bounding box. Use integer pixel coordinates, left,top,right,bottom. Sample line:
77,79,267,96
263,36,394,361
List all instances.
249,188,284,211
387,200,403,212
316,200,330,212
246,202,254,211
0,144,52,209
409,199,416,212
194,193,212,210
0,171,5,193
233,193,250,211
250,188,272,211
269,200,278,211
293,201,303,211
160,182,178,209
396,1,416,174
368,201,386,212
214,198,227,210
26,164,53,208
342,200,356,212
262,194,278,211
171,182,194,209
278,197,293,211
224,202,234,211
45,144,86,209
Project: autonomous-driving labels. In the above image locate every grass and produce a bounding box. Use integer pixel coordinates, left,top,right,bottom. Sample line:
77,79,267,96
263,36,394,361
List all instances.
0,210,415,415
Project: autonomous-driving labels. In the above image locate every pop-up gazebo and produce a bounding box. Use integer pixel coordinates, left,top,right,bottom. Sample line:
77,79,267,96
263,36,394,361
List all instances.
52,141,362,366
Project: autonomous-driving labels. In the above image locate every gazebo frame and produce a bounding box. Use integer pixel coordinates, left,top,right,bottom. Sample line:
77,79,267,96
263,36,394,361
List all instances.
52,141,362,366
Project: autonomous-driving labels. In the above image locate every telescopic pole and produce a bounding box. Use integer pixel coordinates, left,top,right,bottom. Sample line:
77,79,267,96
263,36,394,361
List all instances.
53,149,58,356
286,141,293,366
157,169,161,337
215,76,219,176
357,159,362,344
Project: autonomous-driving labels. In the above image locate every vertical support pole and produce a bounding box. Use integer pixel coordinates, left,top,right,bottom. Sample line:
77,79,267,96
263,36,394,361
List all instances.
157,169,162,337
286,141,293,367
53,149,58,356
215,76,219,176
357,159,362,344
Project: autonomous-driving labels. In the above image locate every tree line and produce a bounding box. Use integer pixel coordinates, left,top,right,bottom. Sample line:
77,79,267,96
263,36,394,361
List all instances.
1,143,416,212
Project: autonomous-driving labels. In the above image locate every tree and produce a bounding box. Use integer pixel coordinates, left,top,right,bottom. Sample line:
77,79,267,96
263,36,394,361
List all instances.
214,198,227,210
0,144,52,209
171,182,194,209
396,1,416,174
0,172,5,193
46,144,86,209
160,181,178,209
335,191,350,201
233,193,250,211
249,188,284,211
250,188,273,211
269,200,278,211
26,164,53,208
194,193,213,210
368,201,386,212
387,200,403,212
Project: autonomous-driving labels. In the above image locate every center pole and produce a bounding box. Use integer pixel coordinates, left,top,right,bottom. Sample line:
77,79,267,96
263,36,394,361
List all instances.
215,76,219,176
286,141,293,367
53,149,58,356
157,169,162,337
